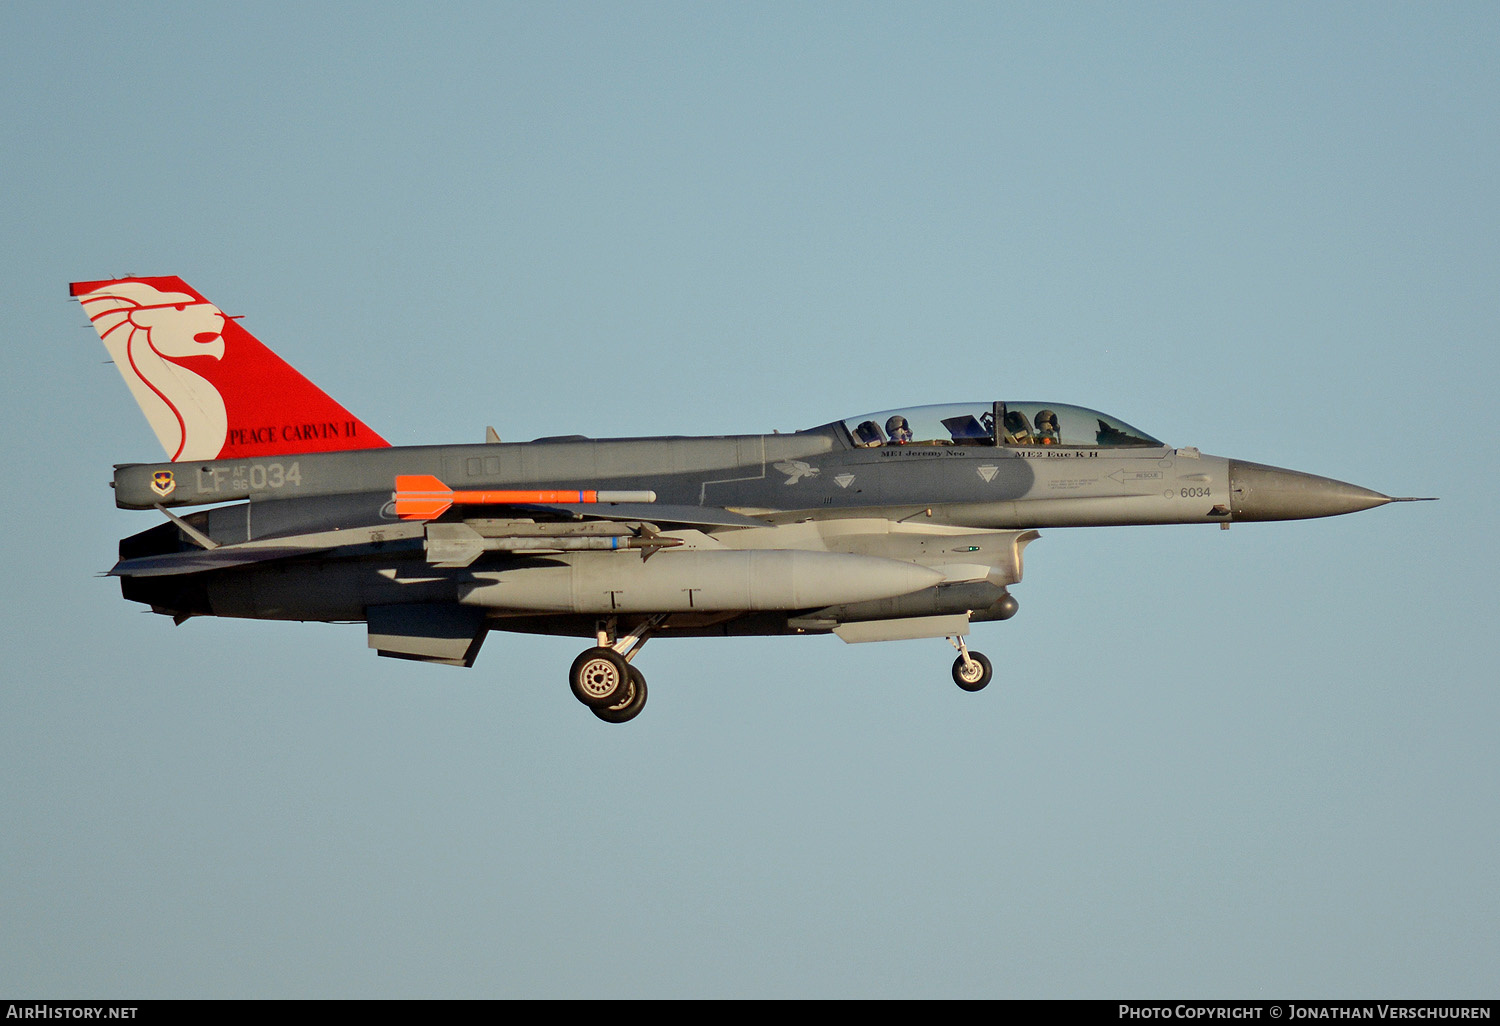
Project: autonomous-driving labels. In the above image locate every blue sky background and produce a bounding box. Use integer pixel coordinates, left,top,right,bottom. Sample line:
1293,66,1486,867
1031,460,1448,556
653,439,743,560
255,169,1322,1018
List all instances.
2,2,1495,998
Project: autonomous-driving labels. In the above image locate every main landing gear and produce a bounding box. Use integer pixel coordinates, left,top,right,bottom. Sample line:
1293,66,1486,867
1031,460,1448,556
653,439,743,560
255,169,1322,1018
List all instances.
948,635,993,692
569,618,660,723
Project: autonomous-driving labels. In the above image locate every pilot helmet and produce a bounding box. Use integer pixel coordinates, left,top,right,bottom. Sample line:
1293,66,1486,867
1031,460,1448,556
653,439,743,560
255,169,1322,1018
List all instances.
885,415,910,436
1035,409,1059,432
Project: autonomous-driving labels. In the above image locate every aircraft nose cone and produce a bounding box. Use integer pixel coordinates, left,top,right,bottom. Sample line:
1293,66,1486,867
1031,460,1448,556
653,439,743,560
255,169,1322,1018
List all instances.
1228,460,1391,521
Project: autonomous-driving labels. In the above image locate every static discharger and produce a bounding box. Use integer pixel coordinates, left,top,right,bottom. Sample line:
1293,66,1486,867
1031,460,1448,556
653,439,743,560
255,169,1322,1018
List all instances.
394,474,657,521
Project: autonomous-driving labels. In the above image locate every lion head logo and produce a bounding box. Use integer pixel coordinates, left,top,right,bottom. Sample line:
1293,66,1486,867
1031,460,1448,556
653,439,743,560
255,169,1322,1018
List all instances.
79,280,230,462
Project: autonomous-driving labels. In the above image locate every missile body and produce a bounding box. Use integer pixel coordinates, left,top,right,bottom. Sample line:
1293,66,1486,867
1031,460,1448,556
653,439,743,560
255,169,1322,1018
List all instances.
394,474,656,520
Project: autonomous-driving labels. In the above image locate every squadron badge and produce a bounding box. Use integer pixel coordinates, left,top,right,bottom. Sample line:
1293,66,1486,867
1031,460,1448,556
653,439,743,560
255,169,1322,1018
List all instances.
773,460,820,485
151,470,176,497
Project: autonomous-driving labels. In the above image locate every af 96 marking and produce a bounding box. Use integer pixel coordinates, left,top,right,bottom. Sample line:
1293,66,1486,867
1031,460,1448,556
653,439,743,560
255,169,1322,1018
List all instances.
196,461,302,495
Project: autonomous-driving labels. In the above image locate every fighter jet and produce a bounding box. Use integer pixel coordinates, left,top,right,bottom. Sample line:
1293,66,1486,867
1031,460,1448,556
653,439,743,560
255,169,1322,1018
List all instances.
74,275,1432,723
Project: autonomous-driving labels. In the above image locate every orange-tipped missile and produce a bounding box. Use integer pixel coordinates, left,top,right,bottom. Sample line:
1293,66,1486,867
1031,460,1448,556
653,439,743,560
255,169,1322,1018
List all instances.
394,474,657,521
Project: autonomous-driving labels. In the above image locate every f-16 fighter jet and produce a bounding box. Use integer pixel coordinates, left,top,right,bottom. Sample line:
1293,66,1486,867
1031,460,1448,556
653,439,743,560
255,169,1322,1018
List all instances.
75,275,1431,722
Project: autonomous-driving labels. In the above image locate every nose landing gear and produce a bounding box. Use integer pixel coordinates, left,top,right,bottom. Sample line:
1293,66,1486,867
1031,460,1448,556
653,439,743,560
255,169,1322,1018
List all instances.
948,635,993,692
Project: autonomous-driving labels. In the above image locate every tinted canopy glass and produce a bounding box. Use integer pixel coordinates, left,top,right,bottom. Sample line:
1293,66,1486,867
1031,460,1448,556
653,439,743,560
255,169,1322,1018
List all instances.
837,402,1164,449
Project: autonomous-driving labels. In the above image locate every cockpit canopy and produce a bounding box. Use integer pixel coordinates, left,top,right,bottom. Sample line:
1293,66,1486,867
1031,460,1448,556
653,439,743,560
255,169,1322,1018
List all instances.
836,402,1164,449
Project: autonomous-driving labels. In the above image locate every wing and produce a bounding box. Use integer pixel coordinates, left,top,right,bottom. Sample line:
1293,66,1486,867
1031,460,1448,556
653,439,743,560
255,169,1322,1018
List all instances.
110,501,770,578
109,522,426,577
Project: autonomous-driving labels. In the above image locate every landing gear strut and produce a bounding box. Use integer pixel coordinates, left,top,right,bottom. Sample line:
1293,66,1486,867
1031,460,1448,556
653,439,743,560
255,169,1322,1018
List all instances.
948,635,993,692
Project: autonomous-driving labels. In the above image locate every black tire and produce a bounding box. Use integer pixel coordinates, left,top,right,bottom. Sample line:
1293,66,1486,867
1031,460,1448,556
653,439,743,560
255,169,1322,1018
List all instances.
593,665,648,724
952,651,993,692
569,647,631,707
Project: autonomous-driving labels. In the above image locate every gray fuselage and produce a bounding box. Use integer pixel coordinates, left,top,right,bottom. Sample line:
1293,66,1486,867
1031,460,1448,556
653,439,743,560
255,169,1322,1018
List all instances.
111,415,1396,647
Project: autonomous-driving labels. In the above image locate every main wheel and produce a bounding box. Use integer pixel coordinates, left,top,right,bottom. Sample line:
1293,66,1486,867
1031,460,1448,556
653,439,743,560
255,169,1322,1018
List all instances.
952,651,993,692
569,647,631,707
593,665,648,724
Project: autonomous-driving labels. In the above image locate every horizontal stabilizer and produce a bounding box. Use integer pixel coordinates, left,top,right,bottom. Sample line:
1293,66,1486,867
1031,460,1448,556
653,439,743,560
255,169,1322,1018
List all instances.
367,603,488,667
393,474,657,520
110,546,309,578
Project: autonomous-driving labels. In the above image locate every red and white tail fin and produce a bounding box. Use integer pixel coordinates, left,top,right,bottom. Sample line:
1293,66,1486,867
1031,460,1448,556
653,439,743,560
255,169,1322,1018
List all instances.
71,275,390,462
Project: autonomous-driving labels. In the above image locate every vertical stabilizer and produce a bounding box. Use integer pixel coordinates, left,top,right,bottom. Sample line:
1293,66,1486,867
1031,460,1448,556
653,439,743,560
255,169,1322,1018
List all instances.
72,275,389,461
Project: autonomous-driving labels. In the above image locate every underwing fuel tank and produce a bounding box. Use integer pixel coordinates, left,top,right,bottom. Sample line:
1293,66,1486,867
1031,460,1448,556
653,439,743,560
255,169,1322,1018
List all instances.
460,550,947,614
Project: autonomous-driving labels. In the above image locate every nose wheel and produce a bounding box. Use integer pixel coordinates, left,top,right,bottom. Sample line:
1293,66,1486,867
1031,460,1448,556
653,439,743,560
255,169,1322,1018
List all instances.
948,636,993,692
